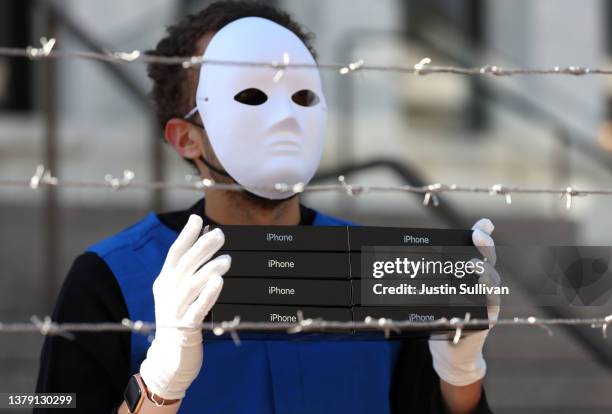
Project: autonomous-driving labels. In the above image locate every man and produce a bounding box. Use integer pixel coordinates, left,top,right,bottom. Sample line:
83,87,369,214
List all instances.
35,2,497,413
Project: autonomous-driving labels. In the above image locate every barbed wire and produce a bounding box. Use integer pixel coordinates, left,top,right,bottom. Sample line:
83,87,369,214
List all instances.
2,41,610,342
2,38,612,77
3,313,611,346
2,165,611,209
3,42,611,352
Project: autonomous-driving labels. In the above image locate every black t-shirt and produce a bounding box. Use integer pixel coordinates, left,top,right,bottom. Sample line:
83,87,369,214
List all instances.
34,198,491,413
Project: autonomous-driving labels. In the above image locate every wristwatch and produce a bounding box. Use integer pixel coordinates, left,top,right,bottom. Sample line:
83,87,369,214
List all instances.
123,373,181,413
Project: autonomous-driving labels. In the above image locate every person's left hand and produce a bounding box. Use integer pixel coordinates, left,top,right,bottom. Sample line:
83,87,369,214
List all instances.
428,218,501,386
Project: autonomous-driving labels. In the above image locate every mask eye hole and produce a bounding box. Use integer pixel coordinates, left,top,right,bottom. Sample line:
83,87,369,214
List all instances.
234,88,268,106
291,89,320,107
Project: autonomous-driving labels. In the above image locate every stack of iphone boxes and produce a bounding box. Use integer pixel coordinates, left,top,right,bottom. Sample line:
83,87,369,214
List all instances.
210,226,487,336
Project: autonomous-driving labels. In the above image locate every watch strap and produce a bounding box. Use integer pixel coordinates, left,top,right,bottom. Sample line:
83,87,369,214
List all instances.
131,374,181,413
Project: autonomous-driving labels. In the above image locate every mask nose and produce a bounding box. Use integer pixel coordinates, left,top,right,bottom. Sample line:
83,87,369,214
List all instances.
265,95,302,135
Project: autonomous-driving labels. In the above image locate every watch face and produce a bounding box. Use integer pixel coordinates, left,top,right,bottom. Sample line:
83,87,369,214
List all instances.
124,376,143,413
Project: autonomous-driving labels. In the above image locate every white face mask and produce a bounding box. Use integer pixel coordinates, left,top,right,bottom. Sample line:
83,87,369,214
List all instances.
194,17,327,200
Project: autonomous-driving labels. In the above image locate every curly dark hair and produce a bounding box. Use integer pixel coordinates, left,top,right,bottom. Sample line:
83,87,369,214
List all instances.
146,1,317,156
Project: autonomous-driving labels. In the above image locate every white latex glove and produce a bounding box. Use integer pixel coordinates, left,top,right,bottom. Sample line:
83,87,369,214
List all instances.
140,214,231,400
428,218,501,386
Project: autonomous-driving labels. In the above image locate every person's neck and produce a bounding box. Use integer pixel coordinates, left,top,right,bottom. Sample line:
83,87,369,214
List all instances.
204,190,301,225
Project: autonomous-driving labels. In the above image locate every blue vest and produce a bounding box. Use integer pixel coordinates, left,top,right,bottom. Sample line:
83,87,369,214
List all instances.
88,208,400,413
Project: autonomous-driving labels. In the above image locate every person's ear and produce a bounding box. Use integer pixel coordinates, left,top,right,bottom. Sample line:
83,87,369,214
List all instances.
165,118,204,161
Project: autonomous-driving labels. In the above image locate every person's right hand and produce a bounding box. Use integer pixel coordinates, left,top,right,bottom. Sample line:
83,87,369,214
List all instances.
140,214,230,400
